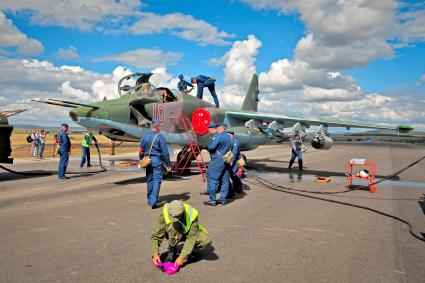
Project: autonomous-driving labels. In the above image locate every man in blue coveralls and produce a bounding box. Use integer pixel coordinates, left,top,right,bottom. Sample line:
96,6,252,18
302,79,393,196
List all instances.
58,123,71,180
191,75,219,108
177,74,193,96
200,123,218,196
288,133,303,171
139,118,171,209
204,122,232,206
226,130,243,198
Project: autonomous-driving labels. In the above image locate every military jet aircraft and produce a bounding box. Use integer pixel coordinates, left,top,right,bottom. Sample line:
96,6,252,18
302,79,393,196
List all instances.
33,73,411,164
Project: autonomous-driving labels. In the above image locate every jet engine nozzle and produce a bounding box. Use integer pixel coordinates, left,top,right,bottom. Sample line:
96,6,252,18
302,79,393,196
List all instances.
311,133,333,150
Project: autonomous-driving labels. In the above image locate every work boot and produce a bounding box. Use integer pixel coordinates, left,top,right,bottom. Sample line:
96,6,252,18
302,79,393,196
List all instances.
166,246,177,262
288,159,295,169
298,160,303,171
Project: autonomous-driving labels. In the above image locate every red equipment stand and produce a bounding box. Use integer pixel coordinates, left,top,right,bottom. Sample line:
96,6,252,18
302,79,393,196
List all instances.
346,160,377,193
173,116,207,182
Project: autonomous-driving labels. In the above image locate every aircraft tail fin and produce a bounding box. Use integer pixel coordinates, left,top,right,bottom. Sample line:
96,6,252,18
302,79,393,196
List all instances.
241,74,259,112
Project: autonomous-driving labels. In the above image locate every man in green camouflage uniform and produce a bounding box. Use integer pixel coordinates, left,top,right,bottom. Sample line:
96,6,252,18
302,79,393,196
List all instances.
151,200,212,267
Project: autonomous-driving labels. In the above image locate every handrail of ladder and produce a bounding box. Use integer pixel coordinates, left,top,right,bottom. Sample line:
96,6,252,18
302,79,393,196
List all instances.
182,116,207,174
176,116,207,181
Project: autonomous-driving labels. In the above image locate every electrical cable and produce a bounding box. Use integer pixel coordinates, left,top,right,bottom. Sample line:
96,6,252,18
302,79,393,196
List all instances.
245,176,425,242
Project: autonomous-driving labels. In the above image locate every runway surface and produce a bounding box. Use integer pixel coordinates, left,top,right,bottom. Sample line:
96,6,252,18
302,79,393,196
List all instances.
1,143,425,282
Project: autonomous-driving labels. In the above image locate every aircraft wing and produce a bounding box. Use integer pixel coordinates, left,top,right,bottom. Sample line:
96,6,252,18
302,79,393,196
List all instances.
225,111,405,131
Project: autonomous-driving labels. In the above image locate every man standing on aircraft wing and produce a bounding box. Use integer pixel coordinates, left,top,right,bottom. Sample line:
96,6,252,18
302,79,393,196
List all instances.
177,74,193,96
58,123,71,180
191,75,219,108
204,122,232,206
139,118,171,209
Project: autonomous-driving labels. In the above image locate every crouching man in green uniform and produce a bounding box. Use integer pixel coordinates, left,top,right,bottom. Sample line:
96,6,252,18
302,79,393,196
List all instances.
151,200,212,267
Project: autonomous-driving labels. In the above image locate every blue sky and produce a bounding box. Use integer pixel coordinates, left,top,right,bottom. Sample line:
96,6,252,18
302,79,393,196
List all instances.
0,0,424,129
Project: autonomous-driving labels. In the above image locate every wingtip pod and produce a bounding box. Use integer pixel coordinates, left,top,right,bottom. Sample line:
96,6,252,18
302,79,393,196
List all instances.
397,125,414,133
241,74,259,112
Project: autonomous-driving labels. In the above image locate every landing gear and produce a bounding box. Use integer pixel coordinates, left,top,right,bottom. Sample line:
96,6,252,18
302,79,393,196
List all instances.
175,146,195,174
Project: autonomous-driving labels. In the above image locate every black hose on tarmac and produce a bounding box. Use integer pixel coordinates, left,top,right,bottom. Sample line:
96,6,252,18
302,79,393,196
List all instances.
368,154,425,186
246,176,425,243
0,144,107,176
245,154,425,242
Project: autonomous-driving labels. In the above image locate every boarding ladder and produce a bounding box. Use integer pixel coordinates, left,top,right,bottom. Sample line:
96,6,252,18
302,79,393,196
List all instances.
174,116,207,182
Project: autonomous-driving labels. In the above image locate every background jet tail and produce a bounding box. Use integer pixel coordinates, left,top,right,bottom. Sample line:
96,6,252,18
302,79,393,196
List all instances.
241,74,259,112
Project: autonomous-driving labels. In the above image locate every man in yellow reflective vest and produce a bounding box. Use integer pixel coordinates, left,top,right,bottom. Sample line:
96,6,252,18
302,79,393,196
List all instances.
80,128,98,168
151,200,212,267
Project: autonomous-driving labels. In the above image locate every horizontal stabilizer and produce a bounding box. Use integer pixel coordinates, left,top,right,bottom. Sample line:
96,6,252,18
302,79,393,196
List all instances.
1,109,27,117
31,99,78,108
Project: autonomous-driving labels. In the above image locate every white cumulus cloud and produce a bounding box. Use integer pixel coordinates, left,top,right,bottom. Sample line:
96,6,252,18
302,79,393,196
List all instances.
94,48,183,68
128,12,235,46
55,46,80,60
241,0,425,70
0,0,143,31
0,11,43,55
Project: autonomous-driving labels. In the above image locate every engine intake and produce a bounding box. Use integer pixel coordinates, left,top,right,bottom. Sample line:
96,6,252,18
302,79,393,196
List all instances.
311,133,333,150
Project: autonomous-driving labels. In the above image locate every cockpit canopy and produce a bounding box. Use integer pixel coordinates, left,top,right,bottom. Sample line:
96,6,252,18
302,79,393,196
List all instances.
118,72,178,103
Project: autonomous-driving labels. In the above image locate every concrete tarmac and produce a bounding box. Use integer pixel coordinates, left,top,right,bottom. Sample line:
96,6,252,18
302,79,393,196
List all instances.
0,143,424,282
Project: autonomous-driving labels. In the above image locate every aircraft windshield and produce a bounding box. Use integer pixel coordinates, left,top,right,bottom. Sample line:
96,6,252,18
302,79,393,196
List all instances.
118,72,178,103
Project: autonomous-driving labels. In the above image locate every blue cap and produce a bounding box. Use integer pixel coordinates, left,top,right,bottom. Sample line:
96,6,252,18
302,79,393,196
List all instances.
151,118,160,126
178,74,184,80
61,123,69,127
207,123,217,129
226,130,234,135
217,122,227,127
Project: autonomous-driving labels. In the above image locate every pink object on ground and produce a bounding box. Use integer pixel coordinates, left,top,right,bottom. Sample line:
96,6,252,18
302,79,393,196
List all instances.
157,262,180,275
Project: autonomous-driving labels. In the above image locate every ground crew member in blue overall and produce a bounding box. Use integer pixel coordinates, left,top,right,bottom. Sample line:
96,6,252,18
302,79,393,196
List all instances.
58,123,71,179
288,133,303,171
191,75,219,108
204,122,232,206
151,200,212,267
139,118,171,209
227,130,243,197
80,128,97,168
177,74,193,96
200,123,218,196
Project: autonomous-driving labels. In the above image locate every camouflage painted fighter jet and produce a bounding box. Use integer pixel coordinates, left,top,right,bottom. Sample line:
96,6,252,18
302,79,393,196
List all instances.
33,73,412,162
